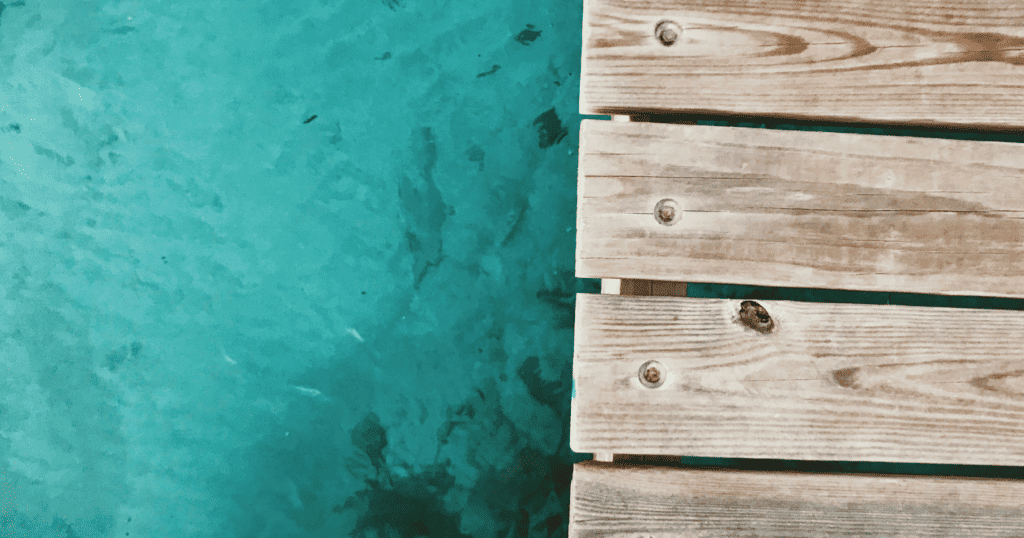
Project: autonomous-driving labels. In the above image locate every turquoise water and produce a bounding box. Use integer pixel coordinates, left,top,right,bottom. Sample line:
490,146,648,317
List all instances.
0,0,592,536
1,0,1023,537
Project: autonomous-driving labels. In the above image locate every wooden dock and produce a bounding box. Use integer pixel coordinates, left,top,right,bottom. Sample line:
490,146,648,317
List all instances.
570,0,1024,535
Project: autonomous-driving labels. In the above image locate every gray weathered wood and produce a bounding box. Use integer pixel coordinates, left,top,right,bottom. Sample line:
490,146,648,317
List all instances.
581,0,1024,127
577,120,1024,297
596,277,622,464
570,461,1024,538
595,277,686,463
571,293,1024,465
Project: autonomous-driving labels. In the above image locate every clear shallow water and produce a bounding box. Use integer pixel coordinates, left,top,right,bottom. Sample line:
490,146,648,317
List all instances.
1,0,1022,537
0,0,592,536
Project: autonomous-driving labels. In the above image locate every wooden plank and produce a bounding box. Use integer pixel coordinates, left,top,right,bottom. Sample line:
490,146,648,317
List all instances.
594,277,686,463
569,461,1024,538
581,0,1024,127
577,120,1024,297
571,293,1024,465
598,276,626,461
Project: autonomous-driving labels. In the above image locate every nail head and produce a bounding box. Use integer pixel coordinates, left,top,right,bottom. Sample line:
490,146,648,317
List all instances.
654,198,680,225
639,360,666,388
655,20,682,46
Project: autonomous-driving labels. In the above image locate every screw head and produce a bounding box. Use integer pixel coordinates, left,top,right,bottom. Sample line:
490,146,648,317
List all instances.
654,198,680,225
655,20,682,46
639,360,666,388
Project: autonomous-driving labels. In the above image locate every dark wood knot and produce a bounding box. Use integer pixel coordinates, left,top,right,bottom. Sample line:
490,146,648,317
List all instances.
738,301,774,333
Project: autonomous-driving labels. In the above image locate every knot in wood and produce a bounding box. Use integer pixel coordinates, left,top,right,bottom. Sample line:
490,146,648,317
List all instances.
655,20,682,46
639,360,665,388
739,301,775,334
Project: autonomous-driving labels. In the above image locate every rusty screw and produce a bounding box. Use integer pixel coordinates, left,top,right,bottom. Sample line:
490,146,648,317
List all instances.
738,301,775,334
639,360,666,388
655,20,682,46
654,198,680,225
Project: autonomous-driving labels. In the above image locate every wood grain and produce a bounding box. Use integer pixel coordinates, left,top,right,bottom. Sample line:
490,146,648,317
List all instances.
571,293,1024,465
569,460,1024,538
596,276,621,464
581,0,1024,126
577,120,1024,297
596,275,686,463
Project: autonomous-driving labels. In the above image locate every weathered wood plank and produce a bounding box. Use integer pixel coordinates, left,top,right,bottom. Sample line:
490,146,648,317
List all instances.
569,461,1024,538
577,120,1024,297
581,0,1024,127
593,277,686,463
571,293,1024,465
596,277,622,464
